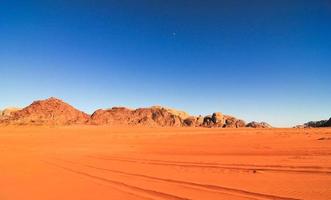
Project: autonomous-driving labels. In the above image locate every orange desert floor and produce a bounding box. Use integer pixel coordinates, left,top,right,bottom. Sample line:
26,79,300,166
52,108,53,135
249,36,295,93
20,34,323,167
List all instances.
0,127,331,200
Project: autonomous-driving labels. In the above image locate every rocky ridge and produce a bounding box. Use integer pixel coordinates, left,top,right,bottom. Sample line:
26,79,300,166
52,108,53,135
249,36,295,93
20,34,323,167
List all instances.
0,97,272,128
295,118,331,128
246,121,273,128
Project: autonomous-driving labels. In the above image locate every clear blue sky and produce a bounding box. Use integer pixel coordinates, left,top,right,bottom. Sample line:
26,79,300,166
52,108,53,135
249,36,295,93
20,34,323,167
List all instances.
1,0,330,127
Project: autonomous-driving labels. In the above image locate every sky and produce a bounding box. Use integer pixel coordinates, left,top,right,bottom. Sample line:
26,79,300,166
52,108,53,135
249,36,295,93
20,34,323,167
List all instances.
0,0,330,127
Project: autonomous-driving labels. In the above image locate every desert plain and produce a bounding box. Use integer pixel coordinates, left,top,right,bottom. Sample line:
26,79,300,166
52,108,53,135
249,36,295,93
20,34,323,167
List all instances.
0,126,330,200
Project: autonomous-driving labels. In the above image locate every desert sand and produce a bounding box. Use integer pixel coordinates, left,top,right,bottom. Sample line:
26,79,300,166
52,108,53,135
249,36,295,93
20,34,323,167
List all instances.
1,127,331,200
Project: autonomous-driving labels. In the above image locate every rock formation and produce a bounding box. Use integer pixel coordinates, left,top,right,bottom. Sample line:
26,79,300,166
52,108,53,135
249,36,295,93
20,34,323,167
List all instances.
0,107,20,119
0,97,273,128
295,118,331,128
324,118,331,127
203,115,214,126
183,115,204,127
212,112,225,127
246,121,272,128
223,115,246,128
89,106,183,127
305,120,328,128
151,106,190,119
1,97,89,125
199,113,246,128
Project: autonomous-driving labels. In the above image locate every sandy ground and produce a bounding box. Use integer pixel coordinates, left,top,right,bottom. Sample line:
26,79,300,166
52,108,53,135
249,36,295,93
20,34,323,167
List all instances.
0,127,331,200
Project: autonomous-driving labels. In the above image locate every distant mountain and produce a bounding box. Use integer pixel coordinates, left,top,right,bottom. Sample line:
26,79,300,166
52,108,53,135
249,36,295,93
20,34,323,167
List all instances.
246,121,273,128
0,97,274,128
324,118,331,127
295,118,331,128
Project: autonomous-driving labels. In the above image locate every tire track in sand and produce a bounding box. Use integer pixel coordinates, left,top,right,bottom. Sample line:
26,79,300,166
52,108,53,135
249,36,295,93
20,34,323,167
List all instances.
87,155,331,175
43,161,191,200
52,158,301,200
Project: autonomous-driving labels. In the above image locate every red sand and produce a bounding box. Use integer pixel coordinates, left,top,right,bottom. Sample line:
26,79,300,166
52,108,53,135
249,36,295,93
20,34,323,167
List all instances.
1,127,331,200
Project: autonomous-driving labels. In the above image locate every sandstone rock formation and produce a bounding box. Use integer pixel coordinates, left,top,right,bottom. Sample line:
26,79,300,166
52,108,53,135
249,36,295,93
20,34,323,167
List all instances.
89,106,183,127
151,106,190,119
200,113,246,128
183,115,204,127
295,118,331,128
1,97,89,125
203,115,214,126
0,97,271,128
183,116,197,127
246,121,272,128
0,107,20,119
223,115,246,128
212,112,225,127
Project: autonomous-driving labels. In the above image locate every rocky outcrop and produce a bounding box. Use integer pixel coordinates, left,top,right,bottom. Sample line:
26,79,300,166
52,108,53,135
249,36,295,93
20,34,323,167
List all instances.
305,120,327,128
1,97,89,125
212,112,226,127
89,106,183,127
223,116,246,128
0,107,20,119
183,116,197,127
203,115,214,126
246,121,272,128
90,108,248,128
200,113,246,128
183,115,204,127
0,97,270,128
324,118,331,127
297,118,331,128
151,106,190,120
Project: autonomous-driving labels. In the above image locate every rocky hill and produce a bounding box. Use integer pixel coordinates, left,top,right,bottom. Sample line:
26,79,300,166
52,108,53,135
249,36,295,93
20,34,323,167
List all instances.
182,112,246,128
0,97,274,128
1,97,89,125
324,118,331,127
150,106,190,119
89,107,183,127
0,107,21,119
246,121,272,128
296,118,331,128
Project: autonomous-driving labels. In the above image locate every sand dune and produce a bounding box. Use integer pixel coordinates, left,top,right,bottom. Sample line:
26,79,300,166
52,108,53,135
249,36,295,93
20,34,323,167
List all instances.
0,127,330,200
